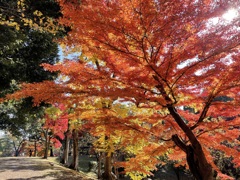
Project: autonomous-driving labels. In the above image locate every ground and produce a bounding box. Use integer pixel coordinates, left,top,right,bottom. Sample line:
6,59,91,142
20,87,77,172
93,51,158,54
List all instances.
0,157,97,180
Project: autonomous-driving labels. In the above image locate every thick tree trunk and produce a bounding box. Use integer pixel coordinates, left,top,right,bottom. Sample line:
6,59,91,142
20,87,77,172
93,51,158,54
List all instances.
155,82,214,180
172,134,214,180
69,129,79,170
60,130,70,165
170,108,214,180
189,145,213,180
172,134,213,180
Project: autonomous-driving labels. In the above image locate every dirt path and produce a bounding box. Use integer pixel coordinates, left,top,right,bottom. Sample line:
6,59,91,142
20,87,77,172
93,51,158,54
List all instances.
0,157,96,180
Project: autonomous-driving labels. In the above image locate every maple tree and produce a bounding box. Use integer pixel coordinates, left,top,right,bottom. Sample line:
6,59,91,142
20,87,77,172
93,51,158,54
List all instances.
57,1,240,179
41,103,68,159
2,0,240,179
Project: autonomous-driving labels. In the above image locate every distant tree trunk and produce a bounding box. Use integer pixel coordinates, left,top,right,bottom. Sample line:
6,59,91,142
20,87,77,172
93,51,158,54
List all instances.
50,146,54,157
14,150,19,156
60,130,70,165
12,141,19,157
96,152,103,179
43,129,49,159
13,140,24,157
34,140,37,157
69,129,79,170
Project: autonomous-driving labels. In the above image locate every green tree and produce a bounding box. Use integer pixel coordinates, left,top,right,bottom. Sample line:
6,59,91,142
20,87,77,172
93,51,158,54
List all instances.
0,0,61,142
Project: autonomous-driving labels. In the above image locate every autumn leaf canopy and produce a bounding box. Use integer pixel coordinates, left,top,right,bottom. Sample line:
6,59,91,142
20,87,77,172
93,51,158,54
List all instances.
3,0,240,179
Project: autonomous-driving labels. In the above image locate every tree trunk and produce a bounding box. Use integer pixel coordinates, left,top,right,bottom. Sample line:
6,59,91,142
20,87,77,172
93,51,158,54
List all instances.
102,152,114,180
13,140,23,157
34,140,37,157
96,152,103,179
156,82,214,180
15,150,19,157
60,130,70,165
188,144,213,180
169,108,214,180
43,138,49,159
69,129,79,170
43,129,49,159
50,146,54,157
172,134,213,180
12,141,18,157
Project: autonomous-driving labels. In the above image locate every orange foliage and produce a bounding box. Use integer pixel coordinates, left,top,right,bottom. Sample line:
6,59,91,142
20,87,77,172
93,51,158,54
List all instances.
2,0,240,179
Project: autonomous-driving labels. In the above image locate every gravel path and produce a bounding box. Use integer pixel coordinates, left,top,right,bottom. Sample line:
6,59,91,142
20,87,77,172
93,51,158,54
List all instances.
0,157,96,180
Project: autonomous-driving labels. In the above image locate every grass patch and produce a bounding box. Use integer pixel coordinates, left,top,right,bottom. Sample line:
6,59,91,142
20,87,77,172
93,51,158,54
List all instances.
47,155,97,172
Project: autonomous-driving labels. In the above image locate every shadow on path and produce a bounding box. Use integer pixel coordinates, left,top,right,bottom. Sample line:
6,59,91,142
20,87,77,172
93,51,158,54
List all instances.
0,157,94,180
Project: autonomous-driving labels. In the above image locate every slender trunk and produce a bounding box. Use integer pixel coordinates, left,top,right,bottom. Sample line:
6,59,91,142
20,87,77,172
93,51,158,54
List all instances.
69,129,79,170
15,150,19,156
12,141,18,157
50,146,54,157
13,140,23,157
34,141,37,157
113,153,119,179
43,129,49,159
97,152,102,179
60,130,70,164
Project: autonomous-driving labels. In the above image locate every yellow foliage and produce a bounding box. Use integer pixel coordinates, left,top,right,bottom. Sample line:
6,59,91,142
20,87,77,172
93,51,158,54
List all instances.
45,106,62,120
1,0,61,34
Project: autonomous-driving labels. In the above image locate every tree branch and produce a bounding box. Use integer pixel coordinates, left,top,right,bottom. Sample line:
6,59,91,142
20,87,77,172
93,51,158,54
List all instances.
172,134,187,152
